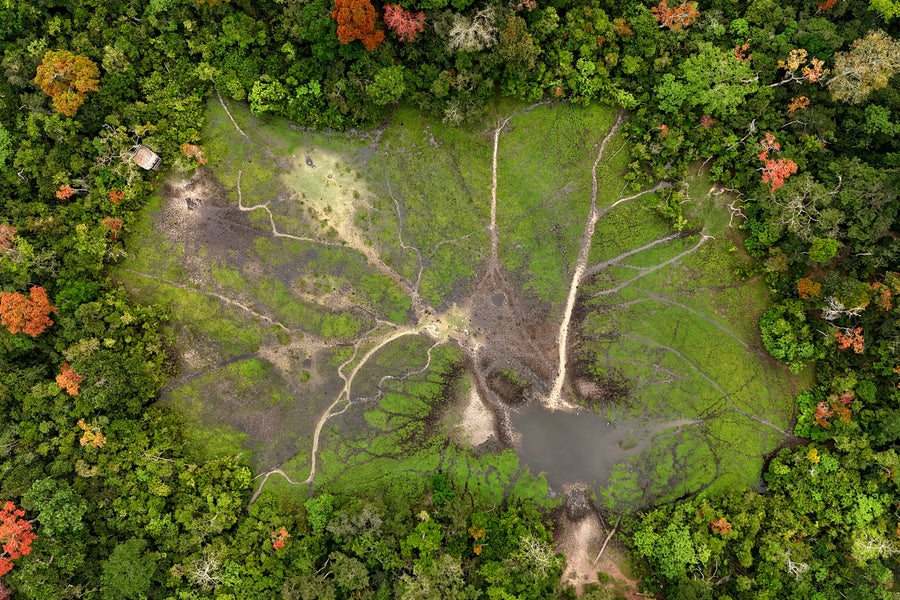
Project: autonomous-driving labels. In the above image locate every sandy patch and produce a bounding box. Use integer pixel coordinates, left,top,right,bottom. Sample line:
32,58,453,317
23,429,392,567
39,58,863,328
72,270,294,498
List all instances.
556,511,641,598
456,383,496,446
558,511,603,594
286,153,376,264
256,337,327,382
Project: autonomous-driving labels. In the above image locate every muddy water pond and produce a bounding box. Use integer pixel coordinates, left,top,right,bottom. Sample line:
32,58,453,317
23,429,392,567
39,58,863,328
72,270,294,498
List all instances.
510,403,690,490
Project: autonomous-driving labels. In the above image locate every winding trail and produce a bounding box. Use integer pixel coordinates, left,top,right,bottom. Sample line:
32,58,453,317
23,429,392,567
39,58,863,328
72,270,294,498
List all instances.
623,333,789,436
235,170,343,247
120,268,290,333
303,326,424,487
583,231,689,279
385,174,425,293
488,101,553,272
608,288,753,351
590,236,712,299
216,88,251,141
248,323,445,502
545,112,626,410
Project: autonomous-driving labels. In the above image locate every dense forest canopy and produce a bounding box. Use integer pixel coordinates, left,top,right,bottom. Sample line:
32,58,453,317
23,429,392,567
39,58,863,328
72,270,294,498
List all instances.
0,0,897,598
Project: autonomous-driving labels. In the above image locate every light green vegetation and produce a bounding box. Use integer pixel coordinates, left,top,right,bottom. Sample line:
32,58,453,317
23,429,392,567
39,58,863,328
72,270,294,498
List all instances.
496,102,624,304
362,105,492,305
580,169,810,510
116,97,802,517
116,195,270,360
290,341,556,508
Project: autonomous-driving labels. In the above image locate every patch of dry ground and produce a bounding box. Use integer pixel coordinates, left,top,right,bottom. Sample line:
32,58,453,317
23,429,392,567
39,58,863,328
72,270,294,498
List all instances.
556,510,642,598
452,378,496,446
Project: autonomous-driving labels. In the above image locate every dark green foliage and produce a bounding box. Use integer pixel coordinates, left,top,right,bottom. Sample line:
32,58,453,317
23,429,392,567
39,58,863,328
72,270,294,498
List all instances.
0,0,897,597
759,300,819,373
100,539,156,600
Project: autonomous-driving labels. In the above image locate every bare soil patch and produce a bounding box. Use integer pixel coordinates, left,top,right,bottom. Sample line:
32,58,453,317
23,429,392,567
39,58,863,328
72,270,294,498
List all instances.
450,380,497,447
555,503,642,598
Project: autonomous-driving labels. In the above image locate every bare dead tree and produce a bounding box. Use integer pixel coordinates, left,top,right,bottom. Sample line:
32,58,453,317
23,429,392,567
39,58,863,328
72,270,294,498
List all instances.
447,6,497,52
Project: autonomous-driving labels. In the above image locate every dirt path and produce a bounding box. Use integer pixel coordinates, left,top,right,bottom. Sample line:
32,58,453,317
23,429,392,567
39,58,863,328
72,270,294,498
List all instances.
302,326,429,486
385,175,425,292
545,112,626,410
248,305,466,501
556,511,642,598
120,268,291,333
235,170,343,247
247,324,425,501
583,231,689,279
589,236,711,300
488,101,553,273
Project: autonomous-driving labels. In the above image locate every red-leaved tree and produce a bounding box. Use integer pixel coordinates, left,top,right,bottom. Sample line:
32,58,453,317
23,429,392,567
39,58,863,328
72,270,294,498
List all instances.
757,132,797,191
383,5,425,42
0,286,57,336
0,502,36,577
271,527,290,550
332,0,384,51
56,184,76,200
651,1,699,30
761,158,798,191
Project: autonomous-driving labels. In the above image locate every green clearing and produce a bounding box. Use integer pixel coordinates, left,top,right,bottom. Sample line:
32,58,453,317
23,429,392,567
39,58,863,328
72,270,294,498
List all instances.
496,102,625,304
580,169,811,509
114,97,805,514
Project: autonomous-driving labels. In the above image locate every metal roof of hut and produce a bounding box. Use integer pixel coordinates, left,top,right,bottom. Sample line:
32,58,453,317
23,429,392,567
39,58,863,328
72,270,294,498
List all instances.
131,145,161,170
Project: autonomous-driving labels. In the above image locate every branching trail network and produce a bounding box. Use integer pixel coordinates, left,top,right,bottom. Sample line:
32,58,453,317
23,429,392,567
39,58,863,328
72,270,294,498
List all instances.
208,98,786,503
546,111,626,410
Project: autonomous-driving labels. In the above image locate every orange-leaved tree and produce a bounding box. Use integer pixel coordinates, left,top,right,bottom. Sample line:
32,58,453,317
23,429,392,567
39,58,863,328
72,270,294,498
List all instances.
271,527,290,549
0,502,36,577
57,363,84,396
101,217,124,240
761,159,798,191
181,143,208,165
332,0,384,50
0,286,57,336
34,50,100,117
108,189,125,205
797,277,822,299
77,419,106,448
710,518,732,535
651,1,699,30
836,327,864,353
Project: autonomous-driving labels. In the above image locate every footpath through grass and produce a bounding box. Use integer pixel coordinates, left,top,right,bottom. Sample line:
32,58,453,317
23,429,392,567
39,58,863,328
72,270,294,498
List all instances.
113,98,805,514
580,168,811,509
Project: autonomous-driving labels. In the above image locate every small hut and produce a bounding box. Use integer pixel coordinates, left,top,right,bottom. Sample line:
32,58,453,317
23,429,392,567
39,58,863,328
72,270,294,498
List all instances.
130,145,162,170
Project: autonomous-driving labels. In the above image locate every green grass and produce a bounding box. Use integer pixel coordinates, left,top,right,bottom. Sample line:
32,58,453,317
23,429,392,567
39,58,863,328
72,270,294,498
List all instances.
116,96,803,515
362,105,491,306
577,170,808,509
496,102,622,305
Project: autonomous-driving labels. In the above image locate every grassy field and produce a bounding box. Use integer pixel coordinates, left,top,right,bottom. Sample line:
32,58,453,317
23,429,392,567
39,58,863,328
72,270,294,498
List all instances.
580,168,811,509
495,102,624,305
113,97,806,515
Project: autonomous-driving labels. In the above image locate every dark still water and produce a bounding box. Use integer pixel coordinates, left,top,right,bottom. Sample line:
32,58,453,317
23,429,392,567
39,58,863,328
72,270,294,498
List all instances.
510,403,690,489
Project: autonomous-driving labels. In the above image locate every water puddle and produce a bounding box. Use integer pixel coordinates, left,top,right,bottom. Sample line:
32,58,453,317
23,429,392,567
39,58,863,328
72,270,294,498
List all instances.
510,403,693,489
